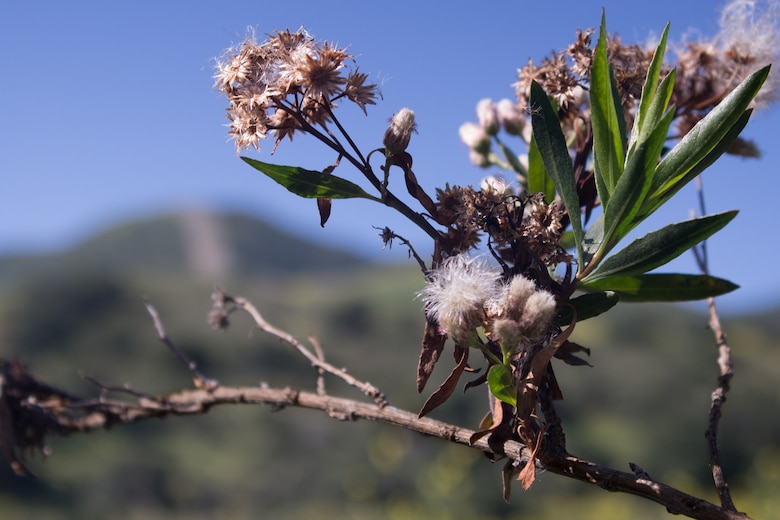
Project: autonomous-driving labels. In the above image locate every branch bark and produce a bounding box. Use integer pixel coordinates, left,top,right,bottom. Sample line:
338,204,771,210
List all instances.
0,285,752,519
0,359,750,520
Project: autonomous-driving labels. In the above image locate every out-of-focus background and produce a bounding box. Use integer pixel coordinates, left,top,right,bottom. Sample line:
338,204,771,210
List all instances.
2,0,780,313
1,1,779,518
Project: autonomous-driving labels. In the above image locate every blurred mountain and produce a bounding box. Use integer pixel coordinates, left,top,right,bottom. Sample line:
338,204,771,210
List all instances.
0,211,366,287
0,212,778,519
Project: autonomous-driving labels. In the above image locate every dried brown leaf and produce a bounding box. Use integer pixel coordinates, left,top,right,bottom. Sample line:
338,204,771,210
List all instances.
317,197,332,227
416,319,447,393
418,346,468,418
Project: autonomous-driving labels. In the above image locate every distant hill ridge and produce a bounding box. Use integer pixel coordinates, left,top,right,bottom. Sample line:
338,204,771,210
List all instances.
0,212,368,285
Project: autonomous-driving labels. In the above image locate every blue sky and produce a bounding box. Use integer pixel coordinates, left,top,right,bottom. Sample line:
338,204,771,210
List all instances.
1,1,778,314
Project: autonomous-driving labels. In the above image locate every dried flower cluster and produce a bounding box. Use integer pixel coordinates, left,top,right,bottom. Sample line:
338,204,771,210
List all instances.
433,185,565,266
461,0,779,167
215,28,379,152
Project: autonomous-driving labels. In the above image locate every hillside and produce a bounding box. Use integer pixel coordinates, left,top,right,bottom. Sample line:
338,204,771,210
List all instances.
0,212,778,519
0,211,367,288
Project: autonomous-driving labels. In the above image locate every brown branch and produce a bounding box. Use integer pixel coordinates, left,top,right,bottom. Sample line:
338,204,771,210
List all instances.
693,176,738,511
0,288,752,519
542,454,749,520
220,292,389,408
0,361,750,520
704,296,737,511
144,300,218,391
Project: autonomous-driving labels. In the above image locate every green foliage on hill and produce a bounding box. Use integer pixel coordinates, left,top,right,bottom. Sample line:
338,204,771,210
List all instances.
0,213,778,519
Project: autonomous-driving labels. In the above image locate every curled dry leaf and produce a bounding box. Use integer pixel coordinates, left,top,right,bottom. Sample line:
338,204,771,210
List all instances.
417,346,469,418
416,318,447,393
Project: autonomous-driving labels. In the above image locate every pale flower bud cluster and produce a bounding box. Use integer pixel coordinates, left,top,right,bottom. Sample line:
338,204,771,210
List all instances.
419,255,556,348
458,122,491,155
495,98,526,136
461,98,528,167
476,98,500,135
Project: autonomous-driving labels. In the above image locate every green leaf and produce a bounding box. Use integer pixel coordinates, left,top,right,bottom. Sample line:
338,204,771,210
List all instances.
638,109,751,221
527,133,555,202
241,157,381,201
497,139,528,178
603,107,675,250
580,273,739,302
530,81,584,265
590,11,626,204
584,211,737,281
629,23,671,151
649,66,770,199
555,291,620,326
582,214,604,268
487,364,517,408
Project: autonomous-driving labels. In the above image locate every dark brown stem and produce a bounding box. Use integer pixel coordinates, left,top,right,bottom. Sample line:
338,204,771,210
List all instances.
542,454,749,520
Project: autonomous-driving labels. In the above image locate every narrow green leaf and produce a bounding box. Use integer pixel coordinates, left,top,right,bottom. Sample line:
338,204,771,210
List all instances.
527,133,555,202
590,11,626,203
580,273,739,302
487,364,517,407
630,23,670,150
638,109,751,221
631,69,676,158
604,107,675,249
497,139,528,178
241,157,380,201
584,211,737,281
582,214,604,268
650,66,770,196
530,81,583,265
555,291,620,326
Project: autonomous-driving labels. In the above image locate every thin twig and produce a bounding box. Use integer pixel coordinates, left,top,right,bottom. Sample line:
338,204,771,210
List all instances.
79,371,156,401
308,336,327,396
693,176,738,512
144,300,219,391
233,295,389,408
375,227,429,273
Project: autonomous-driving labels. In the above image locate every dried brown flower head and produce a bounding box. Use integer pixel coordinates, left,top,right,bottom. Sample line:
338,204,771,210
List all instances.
215,28,379,152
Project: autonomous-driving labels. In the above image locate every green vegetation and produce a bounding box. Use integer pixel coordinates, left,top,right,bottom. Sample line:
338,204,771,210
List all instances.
1,213,778,519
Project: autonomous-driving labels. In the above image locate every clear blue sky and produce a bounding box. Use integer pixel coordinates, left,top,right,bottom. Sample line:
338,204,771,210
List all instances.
1,1,778,314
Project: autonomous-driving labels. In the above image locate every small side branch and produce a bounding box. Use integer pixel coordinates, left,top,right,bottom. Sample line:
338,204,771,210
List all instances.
692,177,738,512
704,297,737,512
144,300,218,391
211,289,388,408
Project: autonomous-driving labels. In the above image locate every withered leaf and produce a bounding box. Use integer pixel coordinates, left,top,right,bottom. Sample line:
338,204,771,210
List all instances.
418,346,468,418
502,459,521,502
317,197,332,227
518,429,544,490
404,168,438,217
416,319,447,393
469,395,503,445
554,340,592,367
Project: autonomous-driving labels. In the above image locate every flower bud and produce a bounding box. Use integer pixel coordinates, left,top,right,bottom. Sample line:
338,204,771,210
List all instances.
383,107,416,155
459,122,491,154
476,98,500,135
495,98,525,136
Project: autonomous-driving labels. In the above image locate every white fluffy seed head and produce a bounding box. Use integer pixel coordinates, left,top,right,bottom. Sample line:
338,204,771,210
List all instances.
419,255,501,341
